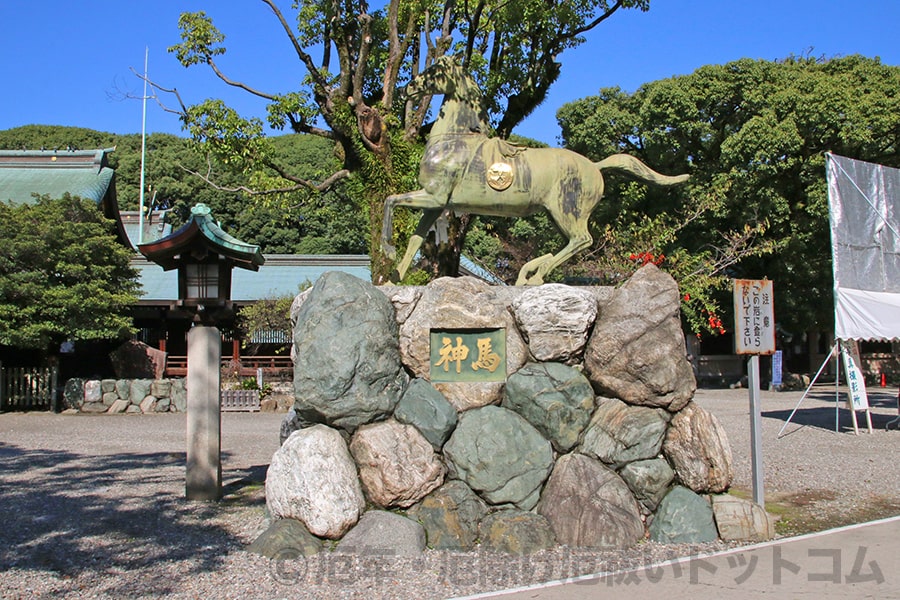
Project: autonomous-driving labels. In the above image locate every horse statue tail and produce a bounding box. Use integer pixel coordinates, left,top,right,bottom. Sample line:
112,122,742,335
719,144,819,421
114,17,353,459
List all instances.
594,154,690,186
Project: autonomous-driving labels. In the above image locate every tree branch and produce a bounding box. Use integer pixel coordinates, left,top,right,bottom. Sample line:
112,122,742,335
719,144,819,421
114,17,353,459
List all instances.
205,57,278,100
351,12,374,106
558,0,625,41
259,0,329,92
181,156,351,195
129,68,190,117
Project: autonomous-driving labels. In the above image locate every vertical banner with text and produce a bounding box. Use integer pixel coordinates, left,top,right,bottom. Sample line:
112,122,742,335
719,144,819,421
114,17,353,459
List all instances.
733,279,776,355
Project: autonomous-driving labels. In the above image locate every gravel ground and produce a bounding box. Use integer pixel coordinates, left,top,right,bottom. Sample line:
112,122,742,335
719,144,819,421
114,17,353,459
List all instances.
1,384,899,599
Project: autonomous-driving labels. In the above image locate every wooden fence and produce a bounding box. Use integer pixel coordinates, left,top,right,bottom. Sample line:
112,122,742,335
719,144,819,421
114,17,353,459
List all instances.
165,356,293,379
0,364,59,412
221,389,261,412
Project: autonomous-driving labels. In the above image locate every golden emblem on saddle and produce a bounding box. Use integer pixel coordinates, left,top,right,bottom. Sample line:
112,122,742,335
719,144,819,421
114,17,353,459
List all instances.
486,162,514,191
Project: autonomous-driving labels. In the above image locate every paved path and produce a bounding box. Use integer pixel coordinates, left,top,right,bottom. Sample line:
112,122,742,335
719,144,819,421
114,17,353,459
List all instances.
455,515,900,599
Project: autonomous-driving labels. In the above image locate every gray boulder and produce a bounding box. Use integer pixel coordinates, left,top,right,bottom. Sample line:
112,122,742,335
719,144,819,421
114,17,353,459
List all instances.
266,424,365,539
292,271,407,432
150,379,171,398
115,379,131,402
583,264,695,411
349,419,445,508
398,277,528,411
381,285,422,325
130,379,153,406
443,405,553,510
406,480,488,550
139,395,157,413
619,458,675,512
649,486,718,544
247,518,324,558
336,510,426,557
711,494,775,542
108,399,130,414
279,408,302,446
502,362,594,453
579,398,669,468
478,510,557,555
80,402,107,414
537,453,643,549
84,380,102,404
510,284,598,363
663,401,733,493
63,378,85,410
393,378,458,449
170,379,187,412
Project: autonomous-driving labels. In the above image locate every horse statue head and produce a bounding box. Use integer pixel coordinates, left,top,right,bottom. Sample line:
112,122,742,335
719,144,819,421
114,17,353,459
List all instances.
405,55,488,134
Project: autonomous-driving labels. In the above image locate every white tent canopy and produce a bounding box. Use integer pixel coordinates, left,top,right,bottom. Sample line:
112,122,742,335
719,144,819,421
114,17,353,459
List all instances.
827,153,900,341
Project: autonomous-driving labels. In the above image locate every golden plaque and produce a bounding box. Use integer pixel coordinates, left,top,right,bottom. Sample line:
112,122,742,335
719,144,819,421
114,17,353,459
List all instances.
486,162,514,191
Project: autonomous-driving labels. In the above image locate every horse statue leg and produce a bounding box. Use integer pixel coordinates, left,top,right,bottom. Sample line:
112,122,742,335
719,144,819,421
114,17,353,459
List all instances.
515,218,593,286
382,189,445,282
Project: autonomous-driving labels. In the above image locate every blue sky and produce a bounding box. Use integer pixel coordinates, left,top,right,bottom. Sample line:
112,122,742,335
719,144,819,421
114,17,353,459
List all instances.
2,1,899,146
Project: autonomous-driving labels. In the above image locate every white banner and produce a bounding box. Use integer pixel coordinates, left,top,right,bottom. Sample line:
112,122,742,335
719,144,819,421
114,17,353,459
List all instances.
827,153,900,340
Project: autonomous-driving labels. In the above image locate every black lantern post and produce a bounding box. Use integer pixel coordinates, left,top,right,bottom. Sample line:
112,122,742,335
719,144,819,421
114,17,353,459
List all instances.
138,204,264,500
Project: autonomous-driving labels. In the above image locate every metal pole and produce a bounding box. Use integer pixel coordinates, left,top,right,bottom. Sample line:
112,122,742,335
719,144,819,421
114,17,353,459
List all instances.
835,340,841,433
777,344,836,438
138,46,148,245
748,355,765,506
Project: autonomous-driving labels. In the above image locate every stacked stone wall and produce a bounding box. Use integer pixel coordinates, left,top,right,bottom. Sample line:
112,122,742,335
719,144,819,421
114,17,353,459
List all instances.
63,378,186,414
254,268,774,559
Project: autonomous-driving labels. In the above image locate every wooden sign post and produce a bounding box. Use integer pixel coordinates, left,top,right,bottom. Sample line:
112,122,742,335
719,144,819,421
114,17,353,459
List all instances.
839,341,874,434
733,279,775,507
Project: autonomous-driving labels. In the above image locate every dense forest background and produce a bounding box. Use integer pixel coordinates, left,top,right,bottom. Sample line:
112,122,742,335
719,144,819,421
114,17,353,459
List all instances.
0,124,369,256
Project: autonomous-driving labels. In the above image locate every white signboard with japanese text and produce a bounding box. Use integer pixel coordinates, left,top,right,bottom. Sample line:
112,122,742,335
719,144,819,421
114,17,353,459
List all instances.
733,279,776,355
840,344,870,411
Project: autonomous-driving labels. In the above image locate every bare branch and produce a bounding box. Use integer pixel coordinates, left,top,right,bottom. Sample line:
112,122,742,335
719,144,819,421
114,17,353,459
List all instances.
382,0,419,109
285,113,337,139
181,155,351,195
205,57,278,100
352,12,374,105
259,0,329,91
129,67,190,117
557,0,625,43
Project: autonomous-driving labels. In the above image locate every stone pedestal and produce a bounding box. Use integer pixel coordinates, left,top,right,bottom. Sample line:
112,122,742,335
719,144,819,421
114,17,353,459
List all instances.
186,325,222,501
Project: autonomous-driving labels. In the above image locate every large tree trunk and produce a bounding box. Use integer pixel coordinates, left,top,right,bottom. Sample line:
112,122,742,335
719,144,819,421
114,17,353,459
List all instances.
420,213,470,279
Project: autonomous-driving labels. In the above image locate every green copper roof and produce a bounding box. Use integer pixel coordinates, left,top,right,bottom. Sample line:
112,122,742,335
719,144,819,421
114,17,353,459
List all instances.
134,254,371,302
138,203,265,271
0,148,115,205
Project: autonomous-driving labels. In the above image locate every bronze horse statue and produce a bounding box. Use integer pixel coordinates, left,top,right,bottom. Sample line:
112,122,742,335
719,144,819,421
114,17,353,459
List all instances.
382,55,689,285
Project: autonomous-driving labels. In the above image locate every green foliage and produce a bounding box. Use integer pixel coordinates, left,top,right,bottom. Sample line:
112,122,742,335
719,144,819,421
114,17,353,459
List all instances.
558,55,900,335
236,283,308,352
0,125,118,153
169,11,226,67
0,195,140,350
160,2,654,280
239,377,272,396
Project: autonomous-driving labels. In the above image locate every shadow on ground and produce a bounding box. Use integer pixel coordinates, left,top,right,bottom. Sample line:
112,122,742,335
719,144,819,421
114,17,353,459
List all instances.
763,390,900,433
0,442,266,596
